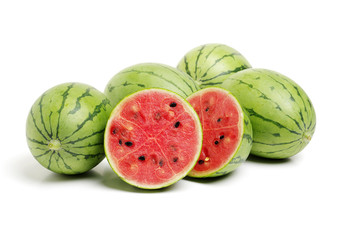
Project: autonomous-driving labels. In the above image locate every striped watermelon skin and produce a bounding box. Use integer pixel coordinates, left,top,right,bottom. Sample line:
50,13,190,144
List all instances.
220,69,316,159
26,83,112,174
177,43,251,89
104,63,199,107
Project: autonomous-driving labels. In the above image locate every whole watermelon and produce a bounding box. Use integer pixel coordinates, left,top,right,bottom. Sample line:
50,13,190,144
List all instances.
104,63,199,107
220,69,316,159
177,43,251,89
26,82,112,174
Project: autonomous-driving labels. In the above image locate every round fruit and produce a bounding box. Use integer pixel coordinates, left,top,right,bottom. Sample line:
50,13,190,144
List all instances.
104,63,199,107
220,68,316,159
26,82,112,174
104,89,203,189
177,43,251,89
187,87,252,177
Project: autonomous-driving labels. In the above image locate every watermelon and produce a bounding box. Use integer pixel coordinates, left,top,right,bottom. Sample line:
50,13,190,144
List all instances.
187,87,252,177
104,63,199,107
177,43,251,89
104,89,203,189
26,83,112,174
220,69,316,159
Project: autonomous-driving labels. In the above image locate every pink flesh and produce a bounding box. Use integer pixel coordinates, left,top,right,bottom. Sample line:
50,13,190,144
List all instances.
106,90,201,186
188,89,242,175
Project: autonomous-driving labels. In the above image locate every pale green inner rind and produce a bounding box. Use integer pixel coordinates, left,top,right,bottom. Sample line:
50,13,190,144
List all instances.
104,88,203,189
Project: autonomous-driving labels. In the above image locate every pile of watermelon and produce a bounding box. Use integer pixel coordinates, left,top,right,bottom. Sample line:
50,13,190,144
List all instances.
26,43,316,189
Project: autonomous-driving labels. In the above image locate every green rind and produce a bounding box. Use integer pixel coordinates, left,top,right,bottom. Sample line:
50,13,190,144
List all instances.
104,63,199,108
104,88,203,189
177,43,251,89
26,82,112,175
187,87,253,178
219,68,316,159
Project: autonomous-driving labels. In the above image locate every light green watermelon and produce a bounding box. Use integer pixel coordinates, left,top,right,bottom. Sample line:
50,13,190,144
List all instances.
26,82,112,174
220,68,316,159
104,63,199,107
177,43,251,89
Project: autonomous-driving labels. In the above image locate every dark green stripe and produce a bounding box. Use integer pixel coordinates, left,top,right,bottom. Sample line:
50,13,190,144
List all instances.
62,128,105,145
245,107,301,135
56,83,74,139
200,65,248,82
262,70,310,128
68,88,92,115
33,150,51,159
183,56,192,77
253,144,298,155
229,77,303,132
159,64,198,92
119,69,189,97
253,138,301,146
30,109,49,141
61,99,110,142
57,152,72,170
47,152,55,170
243,133,253,143
200,53,239,79
38,94,52,138
62,149,104,160
200,81,223,87
194,45,206,79
204,44,224,60
70,142,103,148
27,137,47,146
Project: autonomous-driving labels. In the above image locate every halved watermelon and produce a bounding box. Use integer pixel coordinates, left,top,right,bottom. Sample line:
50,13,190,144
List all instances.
187,87,252,177
104,89,203,189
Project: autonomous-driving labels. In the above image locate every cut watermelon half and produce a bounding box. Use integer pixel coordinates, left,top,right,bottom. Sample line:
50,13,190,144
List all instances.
187,87,252,178
104,89,203,189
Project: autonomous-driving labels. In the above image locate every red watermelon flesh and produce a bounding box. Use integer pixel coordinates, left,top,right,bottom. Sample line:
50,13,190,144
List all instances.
187,87,243,177
104,89,202,189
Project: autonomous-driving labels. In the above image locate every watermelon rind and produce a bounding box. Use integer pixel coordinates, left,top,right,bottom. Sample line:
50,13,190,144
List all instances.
104,63,199,108
177,43,251,89
220,68,316,159
26,82,112,175
187,87,253,178
104,88,203,189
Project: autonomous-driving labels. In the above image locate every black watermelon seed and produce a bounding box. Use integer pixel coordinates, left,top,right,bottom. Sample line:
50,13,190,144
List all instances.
198,160,204,164
125,141,133,147
217,118,222,122
112,128,117,134
174,121,180,128
173,157,178,162
220,135,224,140
138,156,145,161
214,140,219,145
118,139,122,145
205,107,209,112
170,102,177,107
159,160,164,167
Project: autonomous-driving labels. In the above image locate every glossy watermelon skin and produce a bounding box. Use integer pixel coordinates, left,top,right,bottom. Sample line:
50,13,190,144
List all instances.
26,82,112,174
220,69,316,159
177,43,251,89
104,63,199,108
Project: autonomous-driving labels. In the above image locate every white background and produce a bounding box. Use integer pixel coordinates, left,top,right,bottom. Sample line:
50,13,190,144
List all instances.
1,0,339,239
